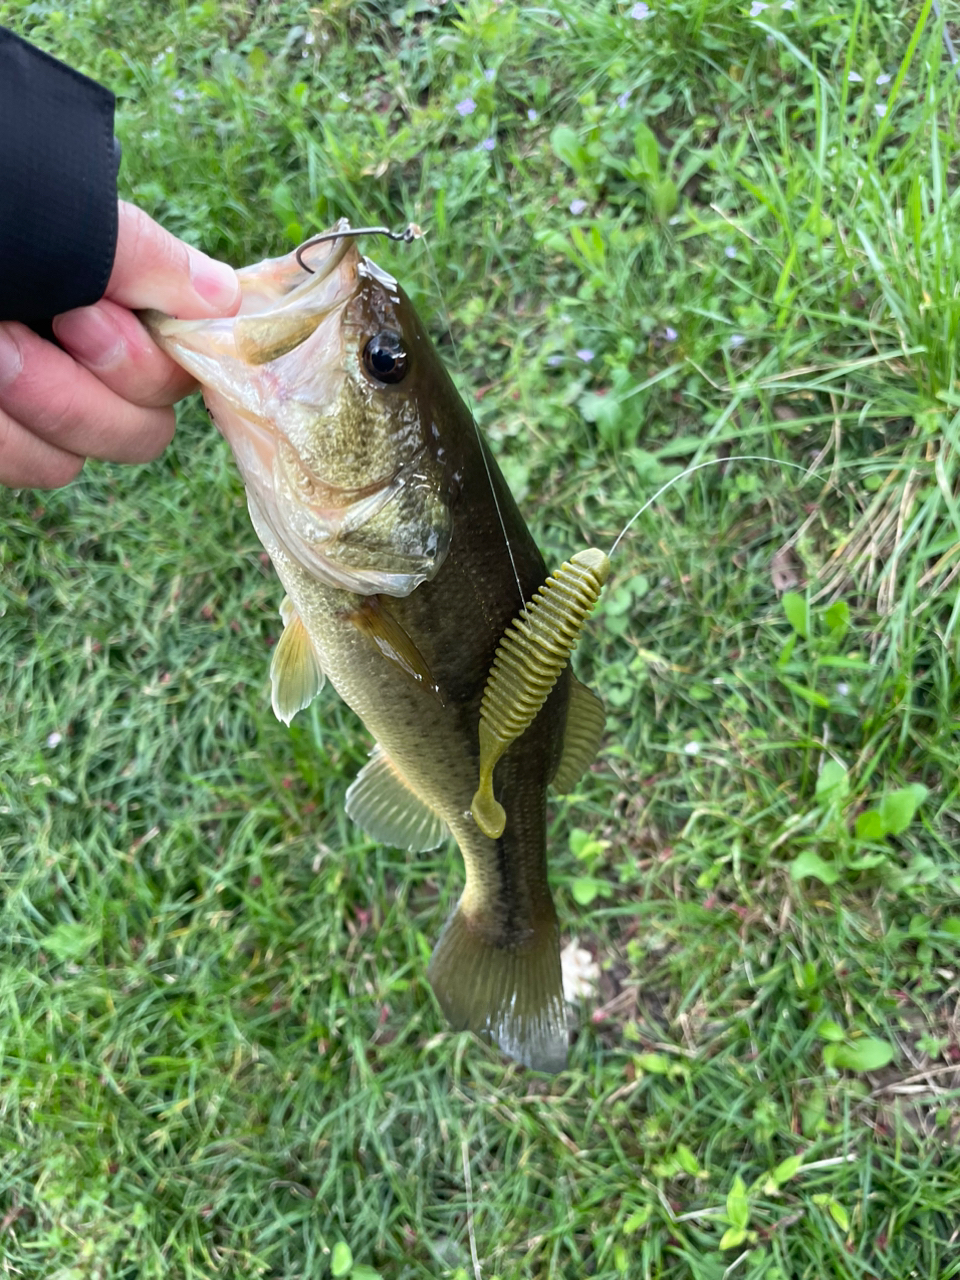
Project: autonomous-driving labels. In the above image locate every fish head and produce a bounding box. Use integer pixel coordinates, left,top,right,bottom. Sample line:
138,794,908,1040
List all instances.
144,223,457,596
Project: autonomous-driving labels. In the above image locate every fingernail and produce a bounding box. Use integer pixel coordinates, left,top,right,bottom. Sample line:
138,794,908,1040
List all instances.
53,307,125,369
0,326,23,386
188,249,241,312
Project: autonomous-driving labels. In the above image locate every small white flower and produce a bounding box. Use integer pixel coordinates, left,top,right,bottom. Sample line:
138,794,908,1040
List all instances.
547,354,564,367
631,1,653,18
569,198,588,215
561,938,601,1002
484,68,496,82
876,73,891,85
527,108,539,121
617,91,631,109
664,326,678,341
338,92,350,103
875,103,886,118
848,71,863,83
576,348,595,362
725,245,737,259
304,30,315,45
730,333,746,348
836,682,850,697
749,1,768,14
781,1,795,9
456,97,476,117
683,741,701,756
46,731,63,749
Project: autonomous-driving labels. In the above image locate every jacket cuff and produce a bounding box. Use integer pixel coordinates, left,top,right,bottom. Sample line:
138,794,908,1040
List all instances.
0,27,118,323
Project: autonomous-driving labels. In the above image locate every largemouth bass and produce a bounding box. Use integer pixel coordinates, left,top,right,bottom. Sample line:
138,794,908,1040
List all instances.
143,223,606,1072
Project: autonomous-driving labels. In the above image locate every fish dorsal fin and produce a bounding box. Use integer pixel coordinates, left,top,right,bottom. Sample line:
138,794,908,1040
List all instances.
270,596,325,725
551,677,606,794
347,598,440,698
345,744,448,852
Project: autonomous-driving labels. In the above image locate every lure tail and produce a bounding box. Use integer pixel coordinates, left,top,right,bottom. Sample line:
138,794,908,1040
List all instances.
427,903,567,1073
471,548,610,839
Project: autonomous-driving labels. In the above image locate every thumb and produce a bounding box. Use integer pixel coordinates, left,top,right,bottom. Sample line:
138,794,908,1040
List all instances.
104,201,241,318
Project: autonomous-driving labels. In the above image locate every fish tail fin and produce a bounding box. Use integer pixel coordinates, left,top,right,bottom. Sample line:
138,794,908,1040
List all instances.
427,905,567,1073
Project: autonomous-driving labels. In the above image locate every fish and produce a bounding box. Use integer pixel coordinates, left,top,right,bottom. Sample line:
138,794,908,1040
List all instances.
142,221,607,1072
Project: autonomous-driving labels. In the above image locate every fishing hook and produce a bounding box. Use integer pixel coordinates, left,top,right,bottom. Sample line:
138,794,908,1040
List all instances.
296,223,423,273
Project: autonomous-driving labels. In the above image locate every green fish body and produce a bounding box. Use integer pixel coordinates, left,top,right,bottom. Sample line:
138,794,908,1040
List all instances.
144,225,605,1071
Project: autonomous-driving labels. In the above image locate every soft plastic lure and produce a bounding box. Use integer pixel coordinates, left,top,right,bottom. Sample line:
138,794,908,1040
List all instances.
471,547,611,839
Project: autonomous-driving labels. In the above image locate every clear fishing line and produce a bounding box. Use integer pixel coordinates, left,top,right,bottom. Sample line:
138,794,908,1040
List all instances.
606,455,823,560
406,221,530,612
295,226,821,593
405,232,823,573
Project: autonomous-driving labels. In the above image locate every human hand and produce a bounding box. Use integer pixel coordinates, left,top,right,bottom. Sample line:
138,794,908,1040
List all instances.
0,200,241,489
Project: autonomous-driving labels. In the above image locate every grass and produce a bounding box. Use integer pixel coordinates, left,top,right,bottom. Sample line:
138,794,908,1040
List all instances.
2,0,960,1276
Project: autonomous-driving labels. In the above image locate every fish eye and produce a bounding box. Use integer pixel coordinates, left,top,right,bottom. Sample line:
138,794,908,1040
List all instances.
362,332,409,384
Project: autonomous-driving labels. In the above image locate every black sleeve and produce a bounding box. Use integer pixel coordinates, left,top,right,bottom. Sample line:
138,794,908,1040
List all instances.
0,27,119,324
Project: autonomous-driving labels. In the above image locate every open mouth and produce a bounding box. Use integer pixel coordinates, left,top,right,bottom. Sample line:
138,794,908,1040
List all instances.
143,225,363,414
231,232,361,367
144,225,450,598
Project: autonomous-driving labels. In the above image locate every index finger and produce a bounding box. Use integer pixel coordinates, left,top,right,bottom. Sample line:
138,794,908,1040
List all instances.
105,202,241,319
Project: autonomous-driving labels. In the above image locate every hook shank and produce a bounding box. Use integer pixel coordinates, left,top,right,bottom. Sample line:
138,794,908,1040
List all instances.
295,223,423,273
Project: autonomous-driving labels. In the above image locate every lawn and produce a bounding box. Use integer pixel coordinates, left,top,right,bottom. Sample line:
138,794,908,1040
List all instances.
1,0,959,1277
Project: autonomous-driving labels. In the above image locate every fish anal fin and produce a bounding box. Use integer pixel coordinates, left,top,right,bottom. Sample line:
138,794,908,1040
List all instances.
347,598,441,699
270,596,325,725
551,677,606,794
345,744,448,852
427,904,567,1073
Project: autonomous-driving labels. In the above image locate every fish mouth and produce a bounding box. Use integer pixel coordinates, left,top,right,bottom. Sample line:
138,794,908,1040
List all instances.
144,223,451,596
145,223,362,388
231,229,360,364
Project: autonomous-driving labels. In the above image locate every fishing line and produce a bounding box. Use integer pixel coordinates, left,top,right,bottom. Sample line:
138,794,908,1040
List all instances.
415,222,530,612
469,453,823,836
607,455,823,559
294,228,821,600
405,234,822,594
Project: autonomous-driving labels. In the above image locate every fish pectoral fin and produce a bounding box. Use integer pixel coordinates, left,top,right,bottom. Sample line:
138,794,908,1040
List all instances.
346,598,440,698
427,904,568,1074
269,596,325,725
345,744,448,852
551,677,606,793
